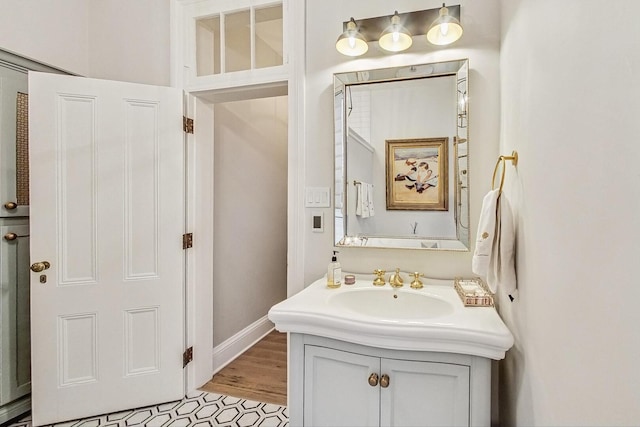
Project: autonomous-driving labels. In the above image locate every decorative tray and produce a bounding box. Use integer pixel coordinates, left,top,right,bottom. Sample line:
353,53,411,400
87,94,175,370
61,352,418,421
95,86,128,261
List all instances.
454,277,494,307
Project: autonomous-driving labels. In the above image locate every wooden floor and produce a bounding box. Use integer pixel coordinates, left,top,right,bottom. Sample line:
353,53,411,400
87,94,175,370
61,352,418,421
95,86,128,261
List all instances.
200,331,287,406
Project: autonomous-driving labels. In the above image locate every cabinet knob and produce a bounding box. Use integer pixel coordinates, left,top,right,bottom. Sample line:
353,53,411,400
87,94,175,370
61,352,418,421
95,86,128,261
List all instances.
4,232,18,241
380,374,390,388
368,373,379,387
4,201,17,210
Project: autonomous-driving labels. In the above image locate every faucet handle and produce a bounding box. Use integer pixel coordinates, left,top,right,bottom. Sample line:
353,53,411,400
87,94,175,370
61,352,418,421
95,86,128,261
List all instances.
410,272,424,289
373,269,386,286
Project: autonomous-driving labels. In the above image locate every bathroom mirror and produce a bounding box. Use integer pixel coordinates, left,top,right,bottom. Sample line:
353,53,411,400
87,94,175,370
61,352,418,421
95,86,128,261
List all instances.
334,58,469,251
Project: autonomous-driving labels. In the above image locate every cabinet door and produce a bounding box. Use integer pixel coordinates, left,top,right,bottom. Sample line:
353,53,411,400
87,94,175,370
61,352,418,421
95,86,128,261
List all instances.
304,345,380,427
0,65,29,217
0,224,31,405
380,359,470,427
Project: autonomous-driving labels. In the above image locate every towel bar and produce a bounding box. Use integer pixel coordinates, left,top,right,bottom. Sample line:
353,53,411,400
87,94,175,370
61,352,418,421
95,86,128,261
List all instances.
491,151,518,194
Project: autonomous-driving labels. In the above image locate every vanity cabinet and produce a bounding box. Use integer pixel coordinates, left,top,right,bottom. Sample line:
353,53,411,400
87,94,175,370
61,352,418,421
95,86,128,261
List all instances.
0,56,32,424
291,334,490,427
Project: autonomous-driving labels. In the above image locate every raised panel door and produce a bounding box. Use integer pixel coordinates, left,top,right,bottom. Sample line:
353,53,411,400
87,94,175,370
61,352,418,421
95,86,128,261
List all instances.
0,224,31,405
304,345,380,427
380,358,470,427
0,66,29,217
29,72,184,426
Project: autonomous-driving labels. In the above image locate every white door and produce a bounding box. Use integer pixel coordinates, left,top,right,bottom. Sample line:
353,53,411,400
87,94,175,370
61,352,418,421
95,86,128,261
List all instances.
28,72,185,426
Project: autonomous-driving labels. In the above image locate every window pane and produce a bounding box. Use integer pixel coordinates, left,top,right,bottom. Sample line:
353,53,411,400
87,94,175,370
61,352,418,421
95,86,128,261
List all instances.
196,16,221,76
225,10,251,72
255,5,283,69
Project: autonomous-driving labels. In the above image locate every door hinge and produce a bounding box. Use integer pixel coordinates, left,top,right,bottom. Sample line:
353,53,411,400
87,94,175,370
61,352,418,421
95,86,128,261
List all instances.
183,233,193,249
183,347,193,367
183,116,194,134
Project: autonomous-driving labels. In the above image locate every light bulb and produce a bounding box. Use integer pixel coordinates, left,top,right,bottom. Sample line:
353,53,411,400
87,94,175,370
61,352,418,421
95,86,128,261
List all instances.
335,18,368,57
378,11,412,52
427,4,463,45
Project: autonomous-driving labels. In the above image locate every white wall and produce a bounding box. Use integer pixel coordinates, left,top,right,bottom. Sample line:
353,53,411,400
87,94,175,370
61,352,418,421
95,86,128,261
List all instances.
304,0,501,284
0,0,90,75
499,0,640,425
213,96,288,345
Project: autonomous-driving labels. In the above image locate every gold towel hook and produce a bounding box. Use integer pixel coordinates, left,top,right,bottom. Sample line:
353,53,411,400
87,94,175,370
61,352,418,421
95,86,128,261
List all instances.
491,151,518,193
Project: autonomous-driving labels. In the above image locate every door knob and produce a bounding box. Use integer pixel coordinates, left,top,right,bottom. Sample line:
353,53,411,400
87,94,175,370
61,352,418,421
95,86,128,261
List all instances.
368,373,379,387
4,233,18,241
30,261,51,273
380,374,390,388
4,201,17,210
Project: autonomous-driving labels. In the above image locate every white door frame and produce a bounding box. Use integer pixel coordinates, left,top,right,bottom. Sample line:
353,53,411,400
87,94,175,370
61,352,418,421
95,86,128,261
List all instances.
172,0,307,392
183,93,215,390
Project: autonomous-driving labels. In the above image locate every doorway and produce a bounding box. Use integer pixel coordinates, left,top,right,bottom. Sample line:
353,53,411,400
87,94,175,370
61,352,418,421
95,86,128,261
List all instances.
209,95,288,365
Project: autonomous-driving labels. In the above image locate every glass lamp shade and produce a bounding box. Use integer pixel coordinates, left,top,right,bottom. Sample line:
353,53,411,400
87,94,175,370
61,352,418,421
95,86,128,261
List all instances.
427,5,463,45
336,18,369,57
378,12,412,52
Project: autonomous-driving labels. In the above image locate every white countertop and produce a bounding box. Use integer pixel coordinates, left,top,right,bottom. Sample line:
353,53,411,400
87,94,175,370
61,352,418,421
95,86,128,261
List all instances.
268,274,514,360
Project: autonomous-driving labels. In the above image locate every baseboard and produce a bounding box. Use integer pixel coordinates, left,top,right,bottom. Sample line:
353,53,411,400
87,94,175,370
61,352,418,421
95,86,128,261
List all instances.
212,315,274,375
0,394,31,425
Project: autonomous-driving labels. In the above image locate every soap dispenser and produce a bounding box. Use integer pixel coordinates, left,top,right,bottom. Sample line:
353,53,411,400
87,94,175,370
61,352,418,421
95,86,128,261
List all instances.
327,251,342,289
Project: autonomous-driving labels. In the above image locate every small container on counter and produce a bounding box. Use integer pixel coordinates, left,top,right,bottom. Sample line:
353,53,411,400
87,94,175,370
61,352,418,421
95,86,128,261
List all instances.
344,274,356,285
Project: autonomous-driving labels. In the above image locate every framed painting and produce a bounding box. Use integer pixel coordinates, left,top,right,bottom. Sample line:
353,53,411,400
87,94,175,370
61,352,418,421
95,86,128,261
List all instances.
385,137,449,211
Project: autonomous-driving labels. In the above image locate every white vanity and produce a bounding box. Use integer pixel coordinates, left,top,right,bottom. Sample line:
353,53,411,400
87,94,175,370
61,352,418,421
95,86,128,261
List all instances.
268,274,513,427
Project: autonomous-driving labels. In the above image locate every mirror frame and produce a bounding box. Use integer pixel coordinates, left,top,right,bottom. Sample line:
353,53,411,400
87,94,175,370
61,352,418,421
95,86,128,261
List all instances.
334,58,469,251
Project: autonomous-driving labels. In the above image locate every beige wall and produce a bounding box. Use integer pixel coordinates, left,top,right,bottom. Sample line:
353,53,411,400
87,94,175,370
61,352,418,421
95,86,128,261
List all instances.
88,0,170,86
213,96,288,345
499,0,640,424
303,0,501,283
0,0,170,85
0,0,90,75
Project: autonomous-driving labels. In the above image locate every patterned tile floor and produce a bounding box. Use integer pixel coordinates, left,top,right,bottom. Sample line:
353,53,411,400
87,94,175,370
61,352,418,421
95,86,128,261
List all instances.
7,392,288,427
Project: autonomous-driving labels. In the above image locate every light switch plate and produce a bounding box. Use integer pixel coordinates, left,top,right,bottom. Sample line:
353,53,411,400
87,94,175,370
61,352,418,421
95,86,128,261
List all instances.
305,187,331,208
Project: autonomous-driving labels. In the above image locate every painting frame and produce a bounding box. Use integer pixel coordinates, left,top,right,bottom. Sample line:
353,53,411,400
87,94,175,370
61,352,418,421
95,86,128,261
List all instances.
385,137,449,211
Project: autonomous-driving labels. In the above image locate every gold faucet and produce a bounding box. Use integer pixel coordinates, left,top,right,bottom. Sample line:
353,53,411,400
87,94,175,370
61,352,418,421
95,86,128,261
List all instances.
373,269,386,286
410,272,425,289
389,268,404,288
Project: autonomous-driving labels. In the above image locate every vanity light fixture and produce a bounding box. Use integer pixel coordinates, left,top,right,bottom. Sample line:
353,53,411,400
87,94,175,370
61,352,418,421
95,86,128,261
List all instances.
335,17,369,57
427,3,464,46
378,11,413,52
336,5,462,57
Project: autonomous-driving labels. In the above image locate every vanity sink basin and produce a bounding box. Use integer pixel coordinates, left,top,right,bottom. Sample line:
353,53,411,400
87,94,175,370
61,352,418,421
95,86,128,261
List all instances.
330,288,454,320
268,273,514,359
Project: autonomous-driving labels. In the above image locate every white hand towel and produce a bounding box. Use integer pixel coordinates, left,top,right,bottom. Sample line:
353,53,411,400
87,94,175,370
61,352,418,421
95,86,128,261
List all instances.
355,183,363,216
487,194,517,297
472,189,500,278
472,189,517,299
361,183,370,218
367,183,375,217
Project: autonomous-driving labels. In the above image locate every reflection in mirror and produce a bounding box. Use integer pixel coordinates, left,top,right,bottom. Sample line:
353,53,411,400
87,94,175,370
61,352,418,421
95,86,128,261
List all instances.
334,59,469,251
